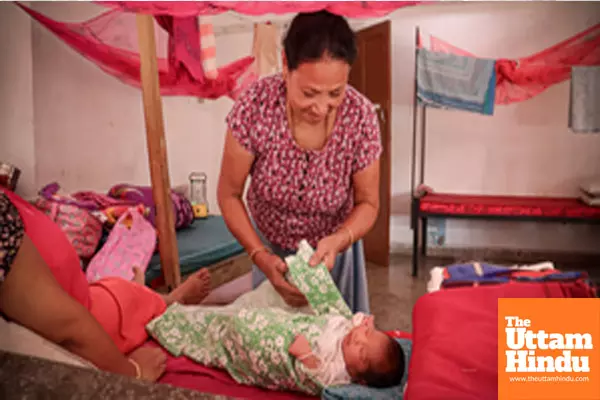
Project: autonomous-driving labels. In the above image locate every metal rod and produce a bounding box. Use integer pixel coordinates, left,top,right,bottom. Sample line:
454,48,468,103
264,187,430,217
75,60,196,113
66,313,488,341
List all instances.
419,106,427,186
410,26,420,199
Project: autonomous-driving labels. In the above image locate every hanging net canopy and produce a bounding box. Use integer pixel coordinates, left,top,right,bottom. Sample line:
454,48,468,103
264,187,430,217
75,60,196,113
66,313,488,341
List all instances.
17,1,599,103
418,24,600,105
17,1,421,100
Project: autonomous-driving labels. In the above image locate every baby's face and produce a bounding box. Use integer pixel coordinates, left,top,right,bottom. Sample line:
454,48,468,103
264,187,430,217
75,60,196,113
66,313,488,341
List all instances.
341,315,390,382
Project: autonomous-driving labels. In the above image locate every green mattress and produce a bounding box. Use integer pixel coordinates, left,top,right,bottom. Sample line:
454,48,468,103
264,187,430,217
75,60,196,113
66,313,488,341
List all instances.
145,215,244,283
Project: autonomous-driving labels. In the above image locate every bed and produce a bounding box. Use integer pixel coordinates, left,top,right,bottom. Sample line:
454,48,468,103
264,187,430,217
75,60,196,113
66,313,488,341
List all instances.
411,192,600,276
405,277,596,400
408,25,600,278
417,192,600,220
145,215,248,289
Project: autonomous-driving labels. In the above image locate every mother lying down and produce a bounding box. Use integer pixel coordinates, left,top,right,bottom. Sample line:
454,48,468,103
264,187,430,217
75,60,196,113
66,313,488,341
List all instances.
0,189,211,382
147,241,404,395
0,190,403,395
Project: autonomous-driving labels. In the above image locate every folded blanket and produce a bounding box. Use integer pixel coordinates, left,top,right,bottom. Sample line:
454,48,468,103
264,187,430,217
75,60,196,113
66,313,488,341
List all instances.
440,262,590,289
427,261,555,292
416,48,496,115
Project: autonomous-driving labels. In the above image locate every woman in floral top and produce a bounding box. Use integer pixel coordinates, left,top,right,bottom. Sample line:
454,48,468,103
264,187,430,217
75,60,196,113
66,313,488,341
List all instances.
218,11,381,312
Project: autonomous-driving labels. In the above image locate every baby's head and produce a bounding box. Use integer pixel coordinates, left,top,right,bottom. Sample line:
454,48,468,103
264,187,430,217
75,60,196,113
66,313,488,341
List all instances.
341,315,405,388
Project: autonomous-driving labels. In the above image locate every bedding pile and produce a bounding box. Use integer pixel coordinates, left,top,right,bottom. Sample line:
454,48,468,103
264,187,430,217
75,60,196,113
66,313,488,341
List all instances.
426,260,572,292
28,181,196,282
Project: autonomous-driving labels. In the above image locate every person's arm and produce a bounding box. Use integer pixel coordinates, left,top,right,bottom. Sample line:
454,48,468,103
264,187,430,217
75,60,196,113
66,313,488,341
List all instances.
309,102,382,269
309,161,380,270
217,129,265,255
289,334,320,369
338,159,380,245
217,130,307,307
0,235,163,380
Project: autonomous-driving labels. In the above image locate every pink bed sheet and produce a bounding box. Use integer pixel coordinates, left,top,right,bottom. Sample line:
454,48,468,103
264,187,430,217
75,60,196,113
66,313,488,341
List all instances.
145,341,317,399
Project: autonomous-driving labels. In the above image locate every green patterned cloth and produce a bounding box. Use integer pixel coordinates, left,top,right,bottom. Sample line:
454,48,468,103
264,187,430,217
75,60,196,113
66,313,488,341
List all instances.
284,240,353,320
147,240,353,395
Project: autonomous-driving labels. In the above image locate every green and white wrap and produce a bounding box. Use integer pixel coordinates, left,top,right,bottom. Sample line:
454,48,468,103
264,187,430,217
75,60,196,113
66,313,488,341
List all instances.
146,240,353,395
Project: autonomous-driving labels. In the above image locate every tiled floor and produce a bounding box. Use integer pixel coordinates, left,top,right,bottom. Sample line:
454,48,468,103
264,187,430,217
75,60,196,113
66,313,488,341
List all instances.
369,253,600,332
365,256,430,332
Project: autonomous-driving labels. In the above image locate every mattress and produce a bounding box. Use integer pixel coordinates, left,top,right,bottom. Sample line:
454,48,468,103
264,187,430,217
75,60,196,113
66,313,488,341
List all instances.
145,215,244,283
419,192,600,220
405,280,596,400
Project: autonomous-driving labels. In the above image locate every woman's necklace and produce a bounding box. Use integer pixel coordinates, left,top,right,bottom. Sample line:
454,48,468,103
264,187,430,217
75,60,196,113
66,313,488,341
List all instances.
287,104,335,152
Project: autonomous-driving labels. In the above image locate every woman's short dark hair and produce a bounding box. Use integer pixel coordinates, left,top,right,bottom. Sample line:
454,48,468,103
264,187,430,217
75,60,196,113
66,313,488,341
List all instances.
283,10,357,71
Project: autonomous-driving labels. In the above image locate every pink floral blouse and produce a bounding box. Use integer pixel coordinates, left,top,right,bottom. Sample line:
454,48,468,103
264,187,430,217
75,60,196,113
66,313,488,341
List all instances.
226,74,382,251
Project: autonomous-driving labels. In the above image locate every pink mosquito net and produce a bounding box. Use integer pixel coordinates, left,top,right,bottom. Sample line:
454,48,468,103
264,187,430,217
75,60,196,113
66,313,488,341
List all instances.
17,1,421,100
17,2,599,103
419,24,600,105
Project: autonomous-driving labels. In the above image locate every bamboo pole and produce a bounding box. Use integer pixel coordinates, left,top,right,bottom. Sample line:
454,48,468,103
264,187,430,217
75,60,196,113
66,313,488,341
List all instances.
136,14,181,290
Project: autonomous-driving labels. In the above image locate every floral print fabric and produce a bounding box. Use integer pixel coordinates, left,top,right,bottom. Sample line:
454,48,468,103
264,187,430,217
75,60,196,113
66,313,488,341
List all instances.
147,240,352,394
0,193,25,281
226,74,382,251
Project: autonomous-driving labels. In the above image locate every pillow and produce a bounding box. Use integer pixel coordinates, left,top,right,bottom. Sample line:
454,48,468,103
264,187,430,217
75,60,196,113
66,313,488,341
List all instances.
321,338,412,400
580,178,600,196
1,189,91,309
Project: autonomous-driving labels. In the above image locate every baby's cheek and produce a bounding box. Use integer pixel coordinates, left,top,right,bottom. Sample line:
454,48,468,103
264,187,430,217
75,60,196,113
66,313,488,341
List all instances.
342,344,358,370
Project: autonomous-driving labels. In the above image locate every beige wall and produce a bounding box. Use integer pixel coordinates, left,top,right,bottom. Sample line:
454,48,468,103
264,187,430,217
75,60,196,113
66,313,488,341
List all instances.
387,1,600,252
1,1,599,252
0,1,35,196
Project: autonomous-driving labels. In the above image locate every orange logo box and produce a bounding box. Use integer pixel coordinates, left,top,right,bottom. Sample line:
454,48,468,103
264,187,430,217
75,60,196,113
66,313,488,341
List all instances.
498,298,600,400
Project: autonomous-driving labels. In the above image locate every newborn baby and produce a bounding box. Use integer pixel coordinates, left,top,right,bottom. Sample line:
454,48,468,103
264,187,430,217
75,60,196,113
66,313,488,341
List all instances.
149,300,404,395
289,312,405,388
147,240,405,394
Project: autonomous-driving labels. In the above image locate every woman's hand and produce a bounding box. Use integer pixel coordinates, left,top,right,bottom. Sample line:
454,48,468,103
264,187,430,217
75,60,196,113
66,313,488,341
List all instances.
128,346,167,382
255,251,308,307
309,232,349,271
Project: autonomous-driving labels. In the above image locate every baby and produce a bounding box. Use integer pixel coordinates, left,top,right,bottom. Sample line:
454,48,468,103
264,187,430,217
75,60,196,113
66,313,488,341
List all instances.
147,240,406,394
289,312,405,388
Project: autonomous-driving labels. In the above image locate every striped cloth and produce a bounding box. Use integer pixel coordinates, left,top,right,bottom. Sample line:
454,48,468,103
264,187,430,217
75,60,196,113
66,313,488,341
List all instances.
199,17,218,79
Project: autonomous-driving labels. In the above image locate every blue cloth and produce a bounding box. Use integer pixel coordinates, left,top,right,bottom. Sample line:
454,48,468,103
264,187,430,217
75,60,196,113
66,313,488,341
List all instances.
252,240,370,314
417,48,496,115
321,338,412,400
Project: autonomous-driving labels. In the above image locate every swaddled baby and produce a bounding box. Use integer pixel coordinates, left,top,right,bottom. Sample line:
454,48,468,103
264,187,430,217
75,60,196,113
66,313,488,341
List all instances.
288,311,404,389
147,240,405,395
